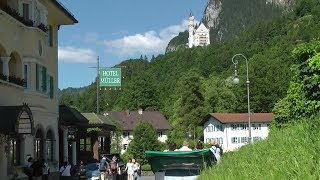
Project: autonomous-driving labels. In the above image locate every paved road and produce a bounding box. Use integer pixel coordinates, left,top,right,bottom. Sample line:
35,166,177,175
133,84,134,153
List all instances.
141,176,155,180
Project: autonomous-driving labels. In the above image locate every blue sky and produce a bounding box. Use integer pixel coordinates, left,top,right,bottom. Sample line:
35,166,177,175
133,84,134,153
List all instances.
58,0,207,89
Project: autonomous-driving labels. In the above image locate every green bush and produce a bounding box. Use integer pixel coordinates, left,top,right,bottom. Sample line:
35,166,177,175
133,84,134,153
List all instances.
199,116,320,179
141,164,151,171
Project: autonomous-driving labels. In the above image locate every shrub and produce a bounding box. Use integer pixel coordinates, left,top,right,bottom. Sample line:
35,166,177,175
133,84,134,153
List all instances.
140,164,151,171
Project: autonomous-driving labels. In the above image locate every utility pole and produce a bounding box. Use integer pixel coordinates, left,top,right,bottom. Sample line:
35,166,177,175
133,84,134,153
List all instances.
96,56,100,114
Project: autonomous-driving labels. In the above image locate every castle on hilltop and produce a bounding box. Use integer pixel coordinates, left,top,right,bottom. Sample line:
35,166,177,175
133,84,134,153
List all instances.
188,12,210,48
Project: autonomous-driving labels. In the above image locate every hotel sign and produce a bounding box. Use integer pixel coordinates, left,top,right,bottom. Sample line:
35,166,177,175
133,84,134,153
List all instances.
99,68,122,87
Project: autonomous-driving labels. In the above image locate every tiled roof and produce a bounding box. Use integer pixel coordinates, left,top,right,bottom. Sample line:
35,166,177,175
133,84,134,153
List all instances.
59,105,88,126
200,113,274,125
82,113,115,127
104,111,171,131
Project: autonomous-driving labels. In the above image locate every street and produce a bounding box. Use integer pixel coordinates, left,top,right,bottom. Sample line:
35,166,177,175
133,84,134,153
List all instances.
141,176,155,180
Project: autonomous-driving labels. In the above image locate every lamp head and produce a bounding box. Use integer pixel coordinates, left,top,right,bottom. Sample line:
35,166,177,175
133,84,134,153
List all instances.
233,77,240,85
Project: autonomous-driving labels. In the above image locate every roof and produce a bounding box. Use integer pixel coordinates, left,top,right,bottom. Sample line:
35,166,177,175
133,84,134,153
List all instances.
59,105,88,126
104,110,171,131
0,104,34,135
200,113,274,125
81,113,116,129
51,0,78,23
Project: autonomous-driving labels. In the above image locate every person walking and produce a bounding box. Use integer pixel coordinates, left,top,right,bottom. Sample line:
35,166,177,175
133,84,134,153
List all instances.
178,140,192,151
125,159,134,180
41,159,50,180
78,161,86,180
59,161,72,180
99,156,109,180
31,159,43,180
132,159,141,180
209,140,222,164
25,157,33,180
109,156,119,180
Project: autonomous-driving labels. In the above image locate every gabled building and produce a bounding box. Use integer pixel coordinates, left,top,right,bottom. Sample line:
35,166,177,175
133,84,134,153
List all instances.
104,110,171,154
200,113,273,152
0,0,77,179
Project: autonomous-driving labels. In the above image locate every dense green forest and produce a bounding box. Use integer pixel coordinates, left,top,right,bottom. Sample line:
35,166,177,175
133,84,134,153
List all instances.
60,0,320,144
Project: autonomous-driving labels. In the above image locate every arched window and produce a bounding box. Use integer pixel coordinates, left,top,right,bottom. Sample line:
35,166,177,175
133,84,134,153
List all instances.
46,130,54,161
35,129,43,160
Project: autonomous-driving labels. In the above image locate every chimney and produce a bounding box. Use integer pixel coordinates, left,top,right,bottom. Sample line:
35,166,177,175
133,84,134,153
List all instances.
138,109,143,115
126,110,130,117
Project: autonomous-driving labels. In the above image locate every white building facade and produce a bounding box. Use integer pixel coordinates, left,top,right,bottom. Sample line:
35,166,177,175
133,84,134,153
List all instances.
201,113,273,152
188,13,210,48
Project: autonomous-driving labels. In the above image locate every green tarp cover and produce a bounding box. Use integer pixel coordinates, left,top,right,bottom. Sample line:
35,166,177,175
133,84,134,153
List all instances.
145,149,216,173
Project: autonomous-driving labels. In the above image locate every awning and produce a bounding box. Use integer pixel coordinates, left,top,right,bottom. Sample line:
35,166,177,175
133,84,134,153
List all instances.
145,149,216,173
0,103,34,135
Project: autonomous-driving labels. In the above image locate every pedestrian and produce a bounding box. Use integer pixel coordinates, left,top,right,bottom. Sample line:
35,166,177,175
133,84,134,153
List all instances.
209,140,222,164
169,143,177,151
178,140,192,151
59,161,72,180
125,159,134,180
196,140,204,149
78,161,86,180
109,156,119,179
99,156,109,180
132,159,141,180
41,159,50,180
24,157,33,180
31,159,43,180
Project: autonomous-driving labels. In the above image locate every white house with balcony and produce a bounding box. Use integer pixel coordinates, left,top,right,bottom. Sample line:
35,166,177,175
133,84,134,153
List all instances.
200,113,273,152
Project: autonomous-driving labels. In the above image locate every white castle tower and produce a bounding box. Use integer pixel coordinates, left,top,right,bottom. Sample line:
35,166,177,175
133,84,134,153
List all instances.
188,12,195,48
188,12,210,48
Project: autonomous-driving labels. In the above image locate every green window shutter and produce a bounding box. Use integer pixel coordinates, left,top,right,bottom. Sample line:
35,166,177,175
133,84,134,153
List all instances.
49,25,53,47
50,76,54,99
36,64,39,91
42,67,47,92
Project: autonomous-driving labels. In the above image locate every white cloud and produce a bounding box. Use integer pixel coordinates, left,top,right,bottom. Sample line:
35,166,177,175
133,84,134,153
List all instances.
58,46,97,63
103,19,194,58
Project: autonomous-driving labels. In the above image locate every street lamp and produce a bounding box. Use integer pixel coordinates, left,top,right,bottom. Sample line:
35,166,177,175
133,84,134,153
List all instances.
231,54,251,144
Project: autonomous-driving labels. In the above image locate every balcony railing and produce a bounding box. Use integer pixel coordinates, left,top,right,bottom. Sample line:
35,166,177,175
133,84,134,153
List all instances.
0,73,25,87
0,2,48,33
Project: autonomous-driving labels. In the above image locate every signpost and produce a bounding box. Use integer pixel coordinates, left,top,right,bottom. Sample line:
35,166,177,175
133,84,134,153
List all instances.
99,68,122,87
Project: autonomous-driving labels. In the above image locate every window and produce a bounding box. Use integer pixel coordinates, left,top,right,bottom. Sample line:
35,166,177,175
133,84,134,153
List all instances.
24,64,30,89
253,137,262,142
231,137,239,144
253,124,261,130
231,124,237,130
123,131,130,139
123,144,128,150
46,130,54,161
241,124,248,130
241,137,248,143
23,3,30,21
79,137,92,152
8,138,20,166
49,76,54,99
36,64,48,93
158,131,163,138
48,25,53,47
35,138,42,159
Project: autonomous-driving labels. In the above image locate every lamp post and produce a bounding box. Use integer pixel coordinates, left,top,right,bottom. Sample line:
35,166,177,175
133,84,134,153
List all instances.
231,54,251,143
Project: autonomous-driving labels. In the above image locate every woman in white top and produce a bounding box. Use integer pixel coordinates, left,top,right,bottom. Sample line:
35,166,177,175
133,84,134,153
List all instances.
59,162,72,179
125,159,134,180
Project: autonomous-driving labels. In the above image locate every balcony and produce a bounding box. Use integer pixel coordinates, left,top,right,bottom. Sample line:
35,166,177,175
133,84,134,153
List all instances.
0,2,48,33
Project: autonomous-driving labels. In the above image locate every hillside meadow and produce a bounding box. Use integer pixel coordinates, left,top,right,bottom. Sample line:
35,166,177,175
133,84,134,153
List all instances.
199,116,320,179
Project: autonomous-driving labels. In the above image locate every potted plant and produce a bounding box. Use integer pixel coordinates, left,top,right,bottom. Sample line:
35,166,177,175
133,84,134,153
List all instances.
0,73,7,81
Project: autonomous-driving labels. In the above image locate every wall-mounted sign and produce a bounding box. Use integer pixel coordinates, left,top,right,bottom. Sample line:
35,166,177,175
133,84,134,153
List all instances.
99,68,121,87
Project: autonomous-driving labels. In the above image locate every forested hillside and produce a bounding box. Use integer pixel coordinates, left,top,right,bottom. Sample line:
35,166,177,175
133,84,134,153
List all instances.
60,0,320,144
